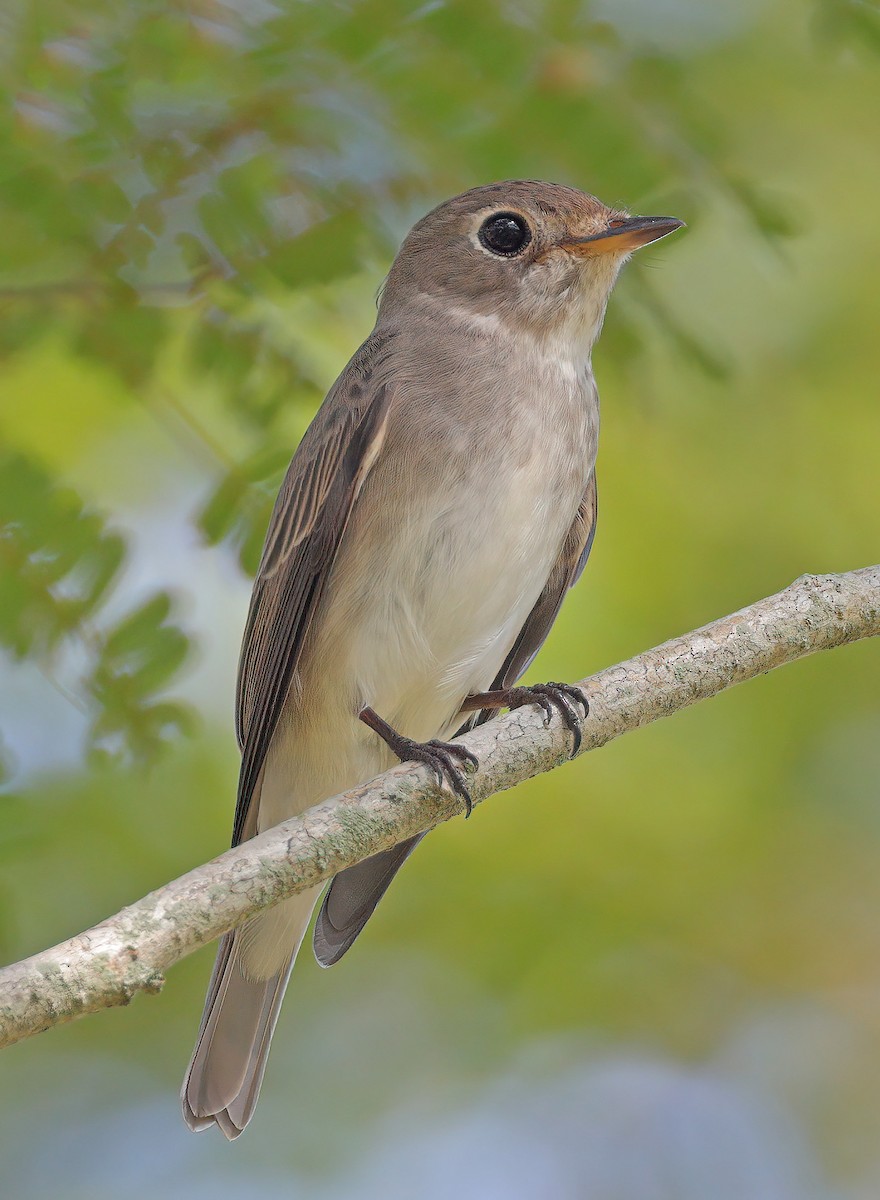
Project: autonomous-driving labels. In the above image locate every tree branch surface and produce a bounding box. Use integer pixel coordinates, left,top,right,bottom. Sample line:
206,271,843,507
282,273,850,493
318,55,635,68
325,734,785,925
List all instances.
1,567,878,1051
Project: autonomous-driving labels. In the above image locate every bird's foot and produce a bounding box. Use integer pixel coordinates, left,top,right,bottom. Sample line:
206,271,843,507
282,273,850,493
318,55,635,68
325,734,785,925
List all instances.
359,706,479,816
462,682,588,756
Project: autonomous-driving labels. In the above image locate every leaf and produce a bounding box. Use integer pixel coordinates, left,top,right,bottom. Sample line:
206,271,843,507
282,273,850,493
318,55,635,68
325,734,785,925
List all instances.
96,592,190,702
102,594,173,659
198,470,248,546
0,451,194,769
724,176,801,245
74,303,167,386
261,210,364,289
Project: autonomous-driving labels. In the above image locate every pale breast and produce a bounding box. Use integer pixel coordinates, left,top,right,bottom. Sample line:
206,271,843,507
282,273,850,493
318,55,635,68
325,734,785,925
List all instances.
310,342,599,741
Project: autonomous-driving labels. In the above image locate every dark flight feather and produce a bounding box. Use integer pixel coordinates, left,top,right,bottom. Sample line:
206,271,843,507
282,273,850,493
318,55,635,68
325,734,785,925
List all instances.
231,333,395,848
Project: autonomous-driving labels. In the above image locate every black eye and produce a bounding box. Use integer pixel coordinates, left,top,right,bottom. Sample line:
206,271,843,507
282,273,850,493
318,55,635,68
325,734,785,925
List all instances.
478,212,532,257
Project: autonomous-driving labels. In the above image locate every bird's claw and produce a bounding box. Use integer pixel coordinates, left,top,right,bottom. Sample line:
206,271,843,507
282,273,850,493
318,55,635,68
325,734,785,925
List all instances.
506,682,589,756
359,706,479,817
397,736,478,816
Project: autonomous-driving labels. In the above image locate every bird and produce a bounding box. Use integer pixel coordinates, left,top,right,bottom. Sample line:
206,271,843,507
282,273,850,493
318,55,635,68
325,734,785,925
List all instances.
181,180,683,1138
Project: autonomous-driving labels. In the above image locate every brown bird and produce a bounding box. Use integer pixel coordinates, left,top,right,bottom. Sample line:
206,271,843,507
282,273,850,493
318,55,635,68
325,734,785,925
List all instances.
182,180,683,1137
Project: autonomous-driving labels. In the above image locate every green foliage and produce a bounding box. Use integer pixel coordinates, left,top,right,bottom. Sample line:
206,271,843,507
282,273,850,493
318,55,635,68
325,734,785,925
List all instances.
0,450,192,766
0,0,796,633
816,0,880,54
0,452,122,657
197,444,291,576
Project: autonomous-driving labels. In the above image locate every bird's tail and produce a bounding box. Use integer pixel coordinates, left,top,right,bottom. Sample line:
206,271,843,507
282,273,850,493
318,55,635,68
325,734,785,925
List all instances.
181,887,320,1139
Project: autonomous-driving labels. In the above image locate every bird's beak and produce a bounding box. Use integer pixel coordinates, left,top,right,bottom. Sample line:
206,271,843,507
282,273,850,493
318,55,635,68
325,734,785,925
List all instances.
562,215,685,257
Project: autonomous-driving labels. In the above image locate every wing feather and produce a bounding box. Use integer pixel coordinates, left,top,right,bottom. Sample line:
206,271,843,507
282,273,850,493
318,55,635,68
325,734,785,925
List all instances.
231,336,395,847
472,471,598,727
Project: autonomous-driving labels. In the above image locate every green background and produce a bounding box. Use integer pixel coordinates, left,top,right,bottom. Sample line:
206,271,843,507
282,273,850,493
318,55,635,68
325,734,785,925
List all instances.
1,1,879,1195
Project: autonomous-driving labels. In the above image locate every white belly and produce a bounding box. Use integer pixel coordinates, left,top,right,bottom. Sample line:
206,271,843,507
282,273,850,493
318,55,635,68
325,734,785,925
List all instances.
347,469,574,734
323,392,594,731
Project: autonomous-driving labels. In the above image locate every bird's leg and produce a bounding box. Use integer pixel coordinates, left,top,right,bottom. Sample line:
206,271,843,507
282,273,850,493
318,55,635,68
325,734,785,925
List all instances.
459,683,589,755
358,706,479,816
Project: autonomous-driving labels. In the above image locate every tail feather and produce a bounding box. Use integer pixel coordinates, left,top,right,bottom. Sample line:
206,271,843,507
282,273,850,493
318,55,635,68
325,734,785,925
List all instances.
313,834,425,967
181,888,320,1139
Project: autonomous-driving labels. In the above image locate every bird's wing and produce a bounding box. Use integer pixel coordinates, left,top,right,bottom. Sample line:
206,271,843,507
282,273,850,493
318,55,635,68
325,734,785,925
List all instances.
231,337,395,847
486,469,598,700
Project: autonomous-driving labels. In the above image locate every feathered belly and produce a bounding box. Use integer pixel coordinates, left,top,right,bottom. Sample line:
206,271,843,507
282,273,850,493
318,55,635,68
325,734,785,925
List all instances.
312,429,593,743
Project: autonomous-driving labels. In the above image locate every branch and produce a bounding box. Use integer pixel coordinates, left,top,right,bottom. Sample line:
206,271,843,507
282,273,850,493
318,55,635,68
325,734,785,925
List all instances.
2,568,878,1050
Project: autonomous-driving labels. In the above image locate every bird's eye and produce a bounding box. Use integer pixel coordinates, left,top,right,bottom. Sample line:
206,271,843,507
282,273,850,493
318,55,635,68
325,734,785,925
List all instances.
478,212,532,257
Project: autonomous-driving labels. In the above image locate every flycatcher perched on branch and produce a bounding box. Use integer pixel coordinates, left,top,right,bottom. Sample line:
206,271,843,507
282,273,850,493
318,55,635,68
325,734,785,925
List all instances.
182,180,683,1137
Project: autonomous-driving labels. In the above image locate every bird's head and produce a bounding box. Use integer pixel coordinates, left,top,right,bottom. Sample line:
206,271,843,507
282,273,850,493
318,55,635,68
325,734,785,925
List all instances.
380,180,683,352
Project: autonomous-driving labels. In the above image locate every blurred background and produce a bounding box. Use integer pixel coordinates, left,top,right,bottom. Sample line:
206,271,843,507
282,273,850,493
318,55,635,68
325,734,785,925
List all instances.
1,0,879,1195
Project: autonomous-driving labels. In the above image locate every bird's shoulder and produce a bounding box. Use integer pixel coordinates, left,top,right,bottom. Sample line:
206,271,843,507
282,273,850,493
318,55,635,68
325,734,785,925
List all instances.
255,328,398,577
